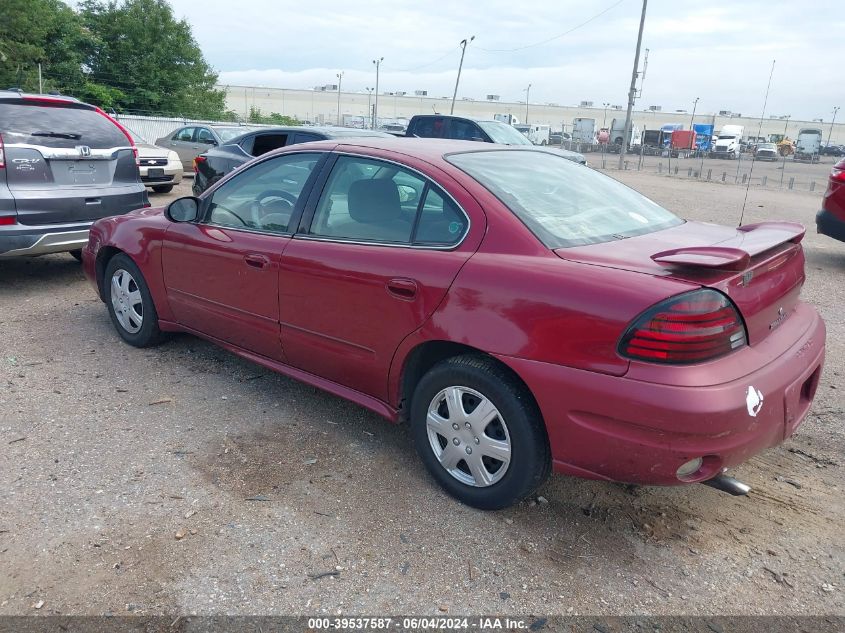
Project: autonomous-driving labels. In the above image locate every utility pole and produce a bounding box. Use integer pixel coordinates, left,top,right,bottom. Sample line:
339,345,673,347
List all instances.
336,71,344,126
689,97,699,129
619,0,648,168
602,102,610,127
524,84,532,124
826,106,840,149
783,115,790,139
451,36,474,115
38,63,43,94
372,57,383,129
365,88,374,129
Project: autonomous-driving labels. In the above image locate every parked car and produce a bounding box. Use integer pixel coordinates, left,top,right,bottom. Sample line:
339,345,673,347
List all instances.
0,90,147,260
754,142,779,161
82,139,825,510
155,124,255,170
193,126,392,195
816,157,845,243
125,127,183,193
406,115,586,164
821,143,845,157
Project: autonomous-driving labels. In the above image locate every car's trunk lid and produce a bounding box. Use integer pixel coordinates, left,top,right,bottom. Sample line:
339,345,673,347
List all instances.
555,221,806,345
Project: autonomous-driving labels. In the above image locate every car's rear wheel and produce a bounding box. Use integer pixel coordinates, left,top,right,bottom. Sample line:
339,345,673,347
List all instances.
104,253,161,347
152,184,174,193
410,355,551,510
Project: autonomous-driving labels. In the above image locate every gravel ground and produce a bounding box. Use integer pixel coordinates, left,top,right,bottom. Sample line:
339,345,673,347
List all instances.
0,172,842,617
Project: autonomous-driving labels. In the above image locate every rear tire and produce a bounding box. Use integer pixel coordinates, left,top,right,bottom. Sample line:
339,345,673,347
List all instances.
104,253,162,347
152,185,174,193
410,355,551,510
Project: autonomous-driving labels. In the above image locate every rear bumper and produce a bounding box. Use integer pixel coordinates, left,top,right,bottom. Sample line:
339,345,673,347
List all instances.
497,303,826,486
0,222,92,257
139,162,183,187
816,208,845,242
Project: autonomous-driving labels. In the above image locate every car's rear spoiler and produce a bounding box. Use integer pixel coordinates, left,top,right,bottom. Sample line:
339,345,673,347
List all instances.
651,222,805,271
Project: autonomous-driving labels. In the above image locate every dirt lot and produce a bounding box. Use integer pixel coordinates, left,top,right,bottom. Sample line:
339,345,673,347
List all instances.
1,172,843,617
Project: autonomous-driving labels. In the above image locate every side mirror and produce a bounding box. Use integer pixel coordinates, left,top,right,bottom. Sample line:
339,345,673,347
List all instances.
166,196,200,223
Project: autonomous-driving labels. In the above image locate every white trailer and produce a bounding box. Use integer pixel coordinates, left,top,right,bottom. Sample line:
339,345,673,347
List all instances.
794,128,822,163
572,118,597,144
514,123,551,145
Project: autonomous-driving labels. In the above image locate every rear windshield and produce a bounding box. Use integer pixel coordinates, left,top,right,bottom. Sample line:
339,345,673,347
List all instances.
214,127,253,142
446,150,682,248
0,101,127,148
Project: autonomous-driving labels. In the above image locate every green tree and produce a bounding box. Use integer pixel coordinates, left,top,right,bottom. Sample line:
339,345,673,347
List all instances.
248,106,300,126
0,0,99,95
79,0,226,118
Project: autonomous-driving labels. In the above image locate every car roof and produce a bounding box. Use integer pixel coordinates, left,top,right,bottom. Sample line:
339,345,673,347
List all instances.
268,137,548,163
0,90,86,105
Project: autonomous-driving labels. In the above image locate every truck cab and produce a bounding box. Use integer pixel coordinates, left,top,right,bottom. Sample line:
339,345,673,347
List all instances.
711,124,744,159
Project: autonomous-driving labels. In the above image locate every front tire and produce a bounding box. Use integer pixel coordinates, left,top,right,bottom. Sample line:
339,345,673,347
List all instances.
410,355,551,510
104,253,162,347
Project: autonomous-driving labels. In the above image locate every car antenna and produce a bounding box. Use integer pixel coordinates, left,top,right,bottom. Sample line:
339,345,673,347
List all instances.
739,59,775,227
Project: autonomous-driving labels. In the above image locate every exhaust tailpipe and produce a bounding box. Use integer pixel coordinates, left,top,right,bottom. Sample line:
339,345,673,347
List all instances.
702,474,751,496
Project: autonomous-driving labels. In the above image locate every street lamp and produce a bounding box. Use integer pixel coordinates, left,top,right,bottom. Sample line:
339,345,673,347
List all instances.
365,87,374,129
689,97,699,129
827,106,840,149
450,36,474,115
602,102,610,127
336,71,344,126
524,83,532,124
372,57,383,129
783,115,791,139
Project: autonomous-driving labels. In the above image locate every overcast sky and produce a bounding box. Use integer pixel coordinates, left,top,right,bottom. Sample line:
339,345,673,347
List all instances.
100,0,845,120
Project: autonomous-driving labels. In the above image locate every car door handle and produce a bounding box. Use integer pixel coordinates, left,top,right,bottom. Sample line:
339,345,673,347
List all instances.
244,254,270,269
386,277,418,300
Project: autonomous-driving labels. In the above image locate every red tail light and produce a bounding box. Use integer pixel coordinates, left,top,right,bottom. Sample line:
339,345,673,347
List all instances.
0,133,5,169
831,167,845,183
193,155,206,173
619,289,747,364
0,215,17,225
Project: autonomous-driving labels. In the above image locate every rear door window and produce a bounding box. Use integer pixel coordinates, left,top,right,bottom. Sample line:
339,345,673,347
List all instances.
0,102,127,149
251,133,290,156
450,119,483,141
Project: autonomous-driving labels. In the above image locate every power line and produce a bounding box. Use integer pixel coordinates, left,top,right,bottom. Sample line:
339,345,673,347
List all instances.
475,0,627,53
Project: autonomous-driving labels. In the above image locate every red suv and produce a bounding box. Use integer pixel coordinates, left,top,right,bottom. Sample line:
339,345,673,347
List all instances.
817,157,845,242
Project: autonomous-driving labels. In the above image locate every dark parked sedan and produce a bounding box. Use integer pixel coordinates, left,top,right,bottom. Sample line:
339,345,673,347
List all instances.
193,126,392,195
83,138,824,509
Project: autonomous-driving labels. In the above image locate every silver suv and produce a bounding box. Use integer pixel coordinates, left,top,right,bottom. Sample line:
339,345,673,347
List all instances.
0,91,147,259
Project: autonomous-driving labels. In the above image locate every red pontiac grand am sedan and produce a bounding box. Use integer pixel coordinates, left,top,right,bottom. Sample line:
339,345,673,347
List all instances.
83,138,825,509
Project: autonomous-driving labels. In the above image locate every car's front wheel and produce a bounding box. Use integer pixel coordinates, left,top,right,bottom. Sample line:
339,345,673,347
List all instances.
410,355,551,510
104,253,162,347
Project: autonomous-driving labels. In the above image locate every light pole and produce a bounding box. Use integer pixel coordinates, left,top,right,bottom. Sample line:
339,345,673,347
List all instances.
372,57,383,129
783,115,790,139
365,87,374,129
336,71,344,126
524,84,532,124
450,36,474,115
826,106,840,149
602,102,610,127
619,0,648,168
689,97,699,129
